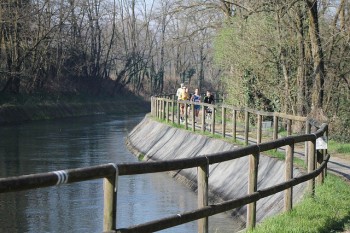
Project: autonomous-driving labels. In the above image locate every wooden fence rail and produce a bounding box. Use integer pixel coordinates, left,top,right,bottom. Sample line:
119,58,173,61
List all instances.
0,96,329,233
151,95,315,161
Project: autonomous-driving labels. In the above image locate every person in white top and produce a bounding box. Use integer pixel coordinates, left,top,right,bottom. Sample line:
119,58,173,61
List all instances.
176,83,184,100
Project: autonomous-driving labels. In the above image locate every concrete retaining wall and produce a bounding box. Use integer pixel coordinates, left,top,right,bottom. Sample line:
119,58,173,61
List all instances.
126,116,307,224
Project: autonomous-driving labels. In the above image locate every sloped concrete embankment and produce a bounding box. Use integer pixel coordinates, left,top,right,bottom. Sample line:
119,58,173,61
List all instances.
126,116,307,224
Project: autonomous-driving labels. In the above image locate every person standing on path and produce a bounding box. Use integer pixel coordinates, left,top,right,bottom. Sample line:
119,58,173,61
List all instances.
191,88,201,121
176,83,184,121
203,90,215,113
179,86,189,121
176,83,184,100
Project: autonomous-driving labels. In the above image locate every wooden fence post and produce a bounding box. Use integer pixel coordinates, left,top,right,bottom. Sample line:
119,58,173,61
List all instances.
247,152,258,230
154,97,157,117
103,169,118,232
158,99,161,119
185,102,188,130
244,110,249,146
166,101,169,123
273,115,278,141
222,106,226,137
284,140,294,212
305,120,311,167
154,98,158,118
307,135,316,196
201,106,205,132
192,104,195,132
162,99,166,120
287,119,292,136
198,163,209,233
257,114,262,144
325,127,329,177
211,106,215,135
150,97,154,116
177,102,181,125
171,100,175,123
317,126,328,184
232,109,237,141
317,150,325,184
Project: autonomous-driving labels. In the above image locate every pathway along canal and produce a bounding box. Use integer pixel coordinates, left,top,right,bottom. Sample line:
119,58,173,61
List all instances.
0,113,243,233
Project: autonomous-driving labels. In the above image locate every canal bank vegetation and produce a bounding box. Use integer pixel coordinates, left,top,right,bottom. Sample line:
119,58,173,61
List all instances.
247,174,350,233
0,92,150,125
0,90,147,107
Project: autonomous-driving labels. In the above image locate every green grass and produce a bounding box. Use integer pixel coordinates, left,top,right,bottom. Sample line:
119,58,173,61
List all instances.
265,149,285,160
264,149,306,169
137,153,145,161
247,174,350,233
328,140,350,157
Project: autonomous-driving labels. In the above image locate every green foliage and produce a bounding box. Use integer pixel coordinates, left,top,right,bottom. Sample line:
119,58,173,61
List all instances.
247,174,350,233
214,10,350,143
214,14,282,111
328,140,350,156
329,88,350,142
138,153,145,161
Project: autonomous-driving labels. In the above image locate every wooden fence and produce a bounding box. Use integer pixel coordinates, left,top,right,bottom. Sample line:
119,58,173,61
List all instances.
0,96,329,233
151,95,321,165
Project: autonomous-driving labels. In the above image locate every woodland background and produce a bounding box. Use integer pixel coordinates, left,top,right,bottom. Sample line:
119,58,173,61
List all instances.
0,0,349,141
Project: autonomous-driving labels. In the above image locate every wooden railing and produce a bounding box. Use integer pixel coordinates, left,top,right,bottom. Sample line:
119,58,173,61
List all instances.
0,96,329,233
151,95,322,164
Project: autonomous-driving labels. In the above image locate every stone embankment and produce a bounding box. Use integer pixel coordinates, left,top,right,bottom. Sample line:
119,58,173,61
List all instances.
126,116,307,224
0,101,150,125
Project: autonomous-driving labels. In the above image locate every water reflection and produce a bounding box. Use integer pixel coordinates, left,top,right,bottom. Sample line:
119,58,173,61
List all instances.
0,113,241,233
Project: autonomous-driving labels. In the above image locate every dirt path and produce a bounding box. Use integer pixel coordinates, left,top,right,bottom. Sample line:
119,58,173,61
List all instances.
327,156,350,181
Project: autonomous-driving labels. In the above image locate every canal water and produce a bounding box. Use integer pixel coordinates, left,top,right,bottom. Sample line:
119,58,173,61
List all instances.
0,113,243,233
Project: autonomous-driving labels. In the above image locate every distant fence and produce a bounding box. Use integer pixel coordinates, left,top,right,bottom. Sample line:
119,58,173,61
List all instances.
151,94,324,165
0,96,329,233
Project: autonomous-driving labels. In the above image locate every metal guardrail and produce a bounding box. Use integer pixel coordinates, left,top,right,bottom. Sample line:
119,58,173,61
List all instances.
0,97,329,233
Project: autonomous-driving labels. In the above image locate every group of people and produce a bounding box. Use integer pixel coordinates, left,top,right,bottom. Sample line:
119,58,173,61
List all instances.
176,83,214,122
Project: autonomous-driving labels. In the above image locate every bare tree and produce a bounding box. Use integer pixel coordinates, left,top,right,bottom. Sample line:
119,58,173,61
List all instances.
305,0,326,113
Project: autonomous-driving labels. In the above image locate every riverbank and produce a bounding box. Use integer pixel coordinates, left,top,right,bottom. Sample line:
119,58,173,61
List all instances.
125,116,307,226
0,99,150,125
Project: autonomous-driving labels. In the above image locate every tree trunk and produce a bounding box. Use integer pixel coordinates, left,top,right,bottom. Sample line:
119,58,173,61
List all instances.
296,4,307,116
306,0,325,110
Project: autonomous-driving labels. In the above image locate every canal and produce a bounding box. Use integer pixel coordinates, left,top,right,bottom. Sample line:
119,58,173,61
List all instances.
0,113,243,233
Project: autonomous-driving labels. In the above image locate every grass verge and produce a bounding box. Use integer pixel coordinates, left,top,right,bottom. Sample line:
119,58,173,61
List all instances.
329,140,350,158
265,149,306,169
247,174,350,233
